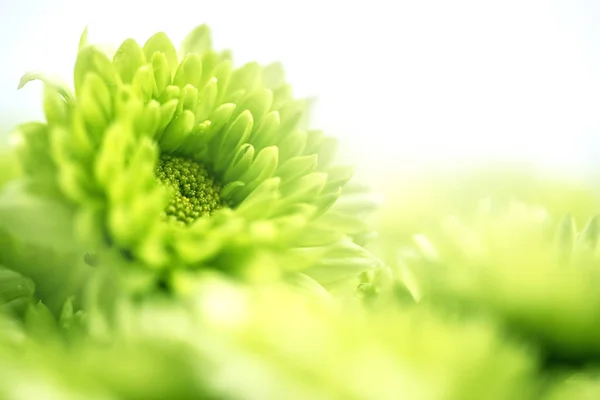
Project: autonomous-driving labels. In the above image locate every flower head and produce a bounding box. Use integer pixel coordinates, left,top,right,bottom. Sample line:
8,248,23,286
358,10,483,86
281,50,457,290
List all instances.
407,199,600,361
16,25,380,292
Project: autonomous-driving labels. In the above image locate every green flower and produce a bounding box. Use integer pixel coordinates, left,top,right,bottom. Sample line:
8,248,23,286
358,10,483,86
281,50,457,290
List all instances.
15,25,380,292
184,276,537,400
0,274,537,400
407,199,600,361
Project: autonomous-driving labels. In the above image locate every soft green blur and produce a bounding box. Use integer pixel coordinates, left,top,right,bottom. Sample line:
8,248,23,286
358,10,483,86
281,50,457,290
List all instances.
4,151,600,398
3,15,600,399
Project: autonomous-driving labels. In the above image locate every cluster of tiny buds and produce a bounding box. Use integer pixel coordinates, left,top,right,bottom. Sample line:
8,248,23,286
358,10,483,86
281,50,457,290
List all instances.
156,154,226,225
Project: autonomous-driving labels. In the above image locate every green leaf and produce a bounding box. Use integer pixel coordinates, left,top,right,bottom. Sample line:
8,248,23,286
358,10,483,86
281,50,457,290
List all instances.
143,32,178,78
18,72,75,107
181,24,212,56
113,38,146,84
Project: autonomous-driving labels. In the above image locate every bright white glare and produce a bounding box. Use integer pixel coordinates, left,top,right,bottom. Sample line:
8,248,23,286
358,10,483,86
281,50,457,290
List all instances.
2,0,600,185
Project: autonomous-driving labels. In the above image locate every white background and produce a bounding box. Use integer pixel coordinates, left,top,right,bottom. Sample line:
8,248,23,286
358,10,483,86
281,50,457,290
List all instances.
2,0,600,187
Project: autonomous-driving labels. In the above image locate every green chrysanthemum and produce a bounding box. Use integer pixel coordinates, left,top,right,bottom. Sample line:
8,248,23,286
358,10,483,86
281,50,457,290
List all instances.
406,199,600,361
15,25,379,291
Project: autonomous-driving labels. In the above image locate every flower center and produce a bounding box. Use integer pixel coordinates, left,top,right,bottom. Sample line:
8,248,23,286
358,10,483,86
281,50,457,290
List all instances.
155,154,226,225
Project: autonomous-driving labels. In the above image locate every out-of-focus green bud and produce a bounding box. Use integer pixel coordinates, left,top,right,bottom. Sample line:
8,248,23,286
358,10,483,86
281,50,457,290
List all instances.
180,24,212,56
173,54,203,89
113,38,146,84
151,52,173,97
132,65,156,102
143,32,178,76
25,301,58,339
0,267,34,316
